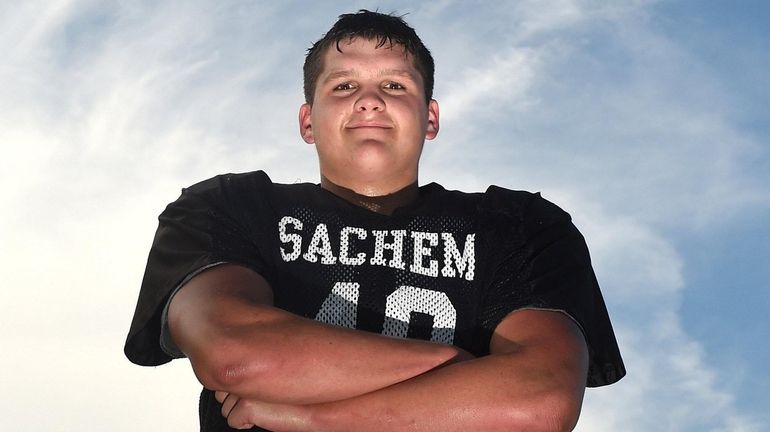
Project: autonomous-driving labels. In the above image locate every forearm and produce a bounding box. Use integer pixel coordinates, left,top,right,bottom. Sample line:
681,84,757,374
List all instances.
197,307,467,404
312,349,584,432
223,310,588,432
170,265,469,404
225,349,585,432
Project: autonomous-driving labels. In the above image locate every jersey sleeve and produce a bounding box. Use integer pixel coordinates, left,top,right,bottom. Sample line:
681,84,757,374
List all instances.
476,187,625,387
124,172,273,366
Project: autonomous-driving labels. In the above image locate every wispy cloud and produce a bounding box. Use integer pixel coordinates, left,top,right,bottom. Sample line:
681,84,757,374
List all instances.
1,1,766,430
417,1,766,430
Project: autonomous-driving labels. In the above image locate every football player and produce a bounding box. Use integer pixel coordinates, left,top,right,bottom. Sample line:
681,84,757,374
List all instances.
125,10,624,431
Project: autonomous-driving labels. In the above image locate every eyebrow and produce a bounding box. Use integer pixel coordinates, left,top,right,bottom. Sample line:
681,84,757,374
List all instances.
322,70,356,83
322,69,417,83
379,69,418,80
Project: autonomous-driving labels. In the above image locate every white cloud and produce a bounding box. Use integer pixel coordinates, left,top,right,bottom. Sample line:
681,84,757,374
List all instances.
419,2,765,430
1,1,766,431
568,199,756,430
439,47,541,125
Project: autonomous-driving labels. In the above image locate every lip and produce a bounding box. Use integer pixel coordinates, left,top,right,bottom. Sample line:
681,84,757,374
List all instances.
345,121,393,129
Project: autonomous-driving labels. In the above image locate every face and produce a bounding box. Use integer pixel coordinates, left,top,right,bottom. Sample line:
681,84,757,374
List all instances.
299,38,439,195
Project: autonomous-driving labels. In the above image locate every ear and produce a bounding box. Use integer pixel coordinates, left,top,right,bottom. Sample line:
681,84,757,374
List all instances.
425,99,440,140
299,103,314,144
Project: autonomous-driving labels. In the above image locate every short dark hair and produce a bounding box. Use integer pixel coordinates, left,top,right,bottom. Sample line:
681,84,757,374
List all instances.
303,9,434,105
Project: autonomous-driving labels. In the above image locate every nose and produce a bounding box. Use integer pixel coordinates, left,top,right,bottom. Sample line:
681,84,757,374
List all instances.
354,89,385,112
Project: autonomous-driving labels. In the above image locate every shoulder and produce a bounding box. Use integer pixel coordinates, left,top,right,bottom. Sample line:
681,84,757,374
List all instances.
156,171,284,225
183,170,274,197
182,171,322,202
175,170,319,208
480,185,572,228
418,183,571,227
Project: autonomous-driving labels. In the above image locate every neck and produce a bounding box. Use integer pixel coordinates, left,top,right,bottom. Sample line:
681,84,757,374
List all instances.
320,175,419,215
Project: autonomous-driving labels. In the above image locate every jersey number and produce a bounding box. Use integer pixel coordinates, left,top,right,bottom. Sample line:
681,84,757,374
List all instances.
314,282,457,344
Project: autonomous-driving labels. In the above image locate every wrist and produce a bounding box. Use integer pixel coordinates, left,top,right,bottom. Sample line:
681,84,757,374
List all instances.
306,402,340,432
238,401,317,432
440,345,475,366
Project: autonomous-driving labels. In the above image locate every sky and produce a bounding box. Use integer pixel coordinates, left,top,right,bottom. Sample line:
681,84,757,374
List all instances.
1,0,768,430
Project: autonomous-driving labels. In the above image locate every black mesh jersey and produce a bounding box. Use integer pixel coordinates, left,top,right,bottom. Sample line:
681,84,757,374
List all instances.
125,170,625,431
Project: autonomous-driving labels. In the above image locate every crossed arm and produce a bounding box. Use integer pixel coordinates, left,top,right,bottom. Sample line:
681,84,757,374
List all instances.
169,264,589,431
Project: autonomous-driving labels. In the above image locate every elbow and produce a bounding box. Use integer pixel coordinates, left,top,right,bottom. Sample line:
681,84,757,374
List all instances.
188,339,270,393
502,392,583,432
540,398,582,432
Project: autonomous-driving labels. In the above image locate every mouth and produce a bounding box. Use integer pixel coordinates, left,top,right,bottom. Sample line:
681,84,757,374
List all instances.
345,121,393,129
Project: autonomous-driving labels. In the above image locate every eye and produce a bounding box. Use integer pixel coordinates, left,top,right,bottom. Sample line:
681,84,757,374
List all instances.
383,81,406,91
333,82,356,91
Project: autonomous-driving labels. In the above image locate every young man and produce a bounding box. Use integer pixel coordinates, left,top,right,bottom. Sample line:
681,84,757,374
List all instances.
125,10,624,431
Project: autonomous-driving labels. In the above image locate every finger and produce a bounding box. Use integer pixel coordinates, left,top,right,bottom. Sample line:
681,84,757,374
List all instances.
227,399,258,430
214,391,229,404
220,393,240,419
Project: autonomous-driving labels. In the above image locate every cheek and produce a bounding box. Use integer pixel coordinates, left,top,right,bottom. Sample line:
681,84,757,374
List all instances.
393,100,428,128
313,103,347,132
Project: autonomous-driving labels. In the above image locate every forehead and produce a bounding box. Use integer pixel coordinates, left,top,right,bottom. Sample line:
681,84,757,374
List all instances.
319,37,418,77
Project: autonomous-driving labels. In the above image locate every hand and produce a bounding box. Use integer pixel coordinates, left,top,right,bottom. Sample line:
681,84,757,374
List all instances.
215,391,255,430
215,391,312,431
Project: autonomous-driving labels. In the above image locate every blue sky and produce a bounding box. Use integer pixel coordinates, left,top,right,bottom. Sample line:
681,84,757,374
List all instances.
1,1,768,430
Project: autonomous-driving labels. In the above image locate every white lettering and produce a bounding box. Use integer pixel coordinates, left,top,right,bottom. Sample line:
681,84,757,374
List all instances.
278,216,303,262
370,230,406,270
410,232,439,277
339,227,367,265
279,215,476,279
302,223,337,264
441,233,476,281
